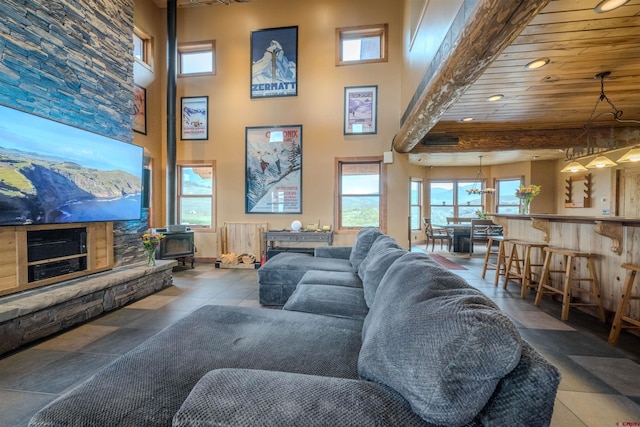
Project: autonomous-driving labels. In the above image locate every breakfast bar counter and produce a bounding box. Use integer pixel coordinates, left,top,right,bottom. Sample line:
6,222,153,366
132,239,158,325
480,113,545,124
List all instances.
491,213,640,320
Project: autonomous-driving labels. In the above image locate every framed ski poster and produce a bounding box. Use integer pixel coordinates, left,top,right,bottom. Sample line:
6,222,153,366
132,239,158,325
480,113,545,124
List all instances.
344,85,378,135
245,125,302,214
250,26,298,98
181,96,209,140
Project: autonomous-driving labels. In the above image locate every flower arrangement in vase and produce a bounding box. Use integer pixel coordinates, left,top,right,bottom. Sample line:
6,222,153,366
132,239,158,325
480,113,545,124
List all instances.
515,185,541,215
141,232,165,266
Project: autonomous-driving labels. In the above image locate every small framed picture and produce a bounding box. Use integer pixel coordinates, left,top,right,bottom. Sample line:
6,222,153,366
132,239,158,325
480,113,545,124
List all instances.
344,85,378,135
181,96,209,140
250,26,298,98
132,84,147,135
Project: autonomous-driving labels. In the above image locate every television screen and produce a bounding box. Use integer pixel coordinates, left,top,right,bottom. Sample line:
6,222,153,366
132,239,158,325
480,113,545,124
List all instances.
0,104,144,225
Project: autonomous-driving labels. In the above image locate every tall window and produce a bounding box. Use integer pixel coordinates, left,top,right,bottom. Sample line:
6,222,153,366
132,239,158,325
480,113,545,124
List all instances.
410,178,422,230
133,27,153,68
336,24,388,66
178,41,216,76
496,178,523,213
429,180,483,224
336,158,385,230
178,162,215,228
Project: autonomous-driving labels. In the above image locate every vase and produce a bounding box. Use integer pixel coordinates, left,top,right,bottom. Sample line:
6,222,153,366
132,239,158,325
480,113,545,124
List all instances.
522,198,531,215
146,248,156,266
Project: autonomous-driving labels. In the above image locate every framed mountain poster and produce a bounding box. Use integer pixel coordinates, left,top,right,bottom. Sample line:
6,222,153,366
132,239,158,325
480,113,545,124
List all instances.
250,26,298,98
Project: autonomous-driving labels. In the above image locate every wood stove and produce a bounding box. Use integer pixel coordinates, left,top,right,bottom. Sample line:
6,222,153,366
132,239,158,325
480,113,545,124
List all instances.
152,228,195,268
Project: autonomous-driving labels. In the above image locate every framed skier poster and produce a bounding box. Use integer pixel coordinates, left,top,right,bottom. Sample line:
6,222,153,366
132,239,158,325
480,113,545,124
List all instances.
181,96,209,140
245,125,302,214
250,26,298,98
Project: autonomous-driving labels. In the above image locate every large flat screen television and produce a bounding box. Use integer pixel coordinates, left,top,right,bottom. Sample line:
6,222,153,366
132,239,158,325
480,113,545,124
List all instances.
0,104,144,225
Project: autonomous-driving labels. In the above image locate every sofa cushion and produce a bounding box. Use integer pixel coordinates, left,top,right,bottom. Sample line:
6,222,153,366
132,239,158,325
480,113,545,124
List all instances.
173,369,435,427
29,305,363,427
314,245,352,259
283,284,369,320
357,235,406,307
348,227,384,272
258,252,353,305
358,252,523,426
298,270,362,288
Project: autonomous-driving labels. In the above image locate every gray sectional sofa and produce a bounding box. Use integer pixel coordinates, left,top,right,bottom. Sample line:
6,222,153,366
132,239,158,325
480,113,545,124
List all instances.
30,228,560,427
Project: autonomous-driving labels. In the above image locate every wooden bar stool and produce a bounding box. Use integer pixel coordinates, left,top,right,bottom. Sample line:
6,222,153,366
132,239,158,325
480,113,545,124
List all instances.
503,241,547,298
482,236,511,286
534,247,606,322
608,263,640,345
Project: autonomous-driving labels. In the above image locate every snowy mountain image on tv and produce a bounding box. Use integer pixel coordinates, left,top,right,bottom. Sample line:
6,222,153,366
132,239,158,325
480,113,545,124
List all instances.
251,26,298,98
0,104,143,225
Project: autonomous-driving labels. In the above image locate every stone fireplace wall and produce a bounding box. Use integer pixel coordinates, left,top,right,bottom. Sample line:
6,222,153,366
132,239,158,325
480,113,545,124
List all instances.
0,0,164,355
0,0,149,264
0,0,135,142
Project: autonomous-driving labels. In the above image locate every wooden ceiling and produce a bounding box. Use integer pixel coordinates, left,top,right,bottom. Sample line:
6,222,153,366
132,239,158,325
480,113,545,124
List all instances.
404,0,640,166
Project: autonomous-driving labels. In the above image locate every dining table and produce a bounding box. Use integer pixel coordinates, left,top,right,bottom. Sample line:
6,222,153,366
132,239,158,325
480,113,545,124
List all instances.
435,224,471,253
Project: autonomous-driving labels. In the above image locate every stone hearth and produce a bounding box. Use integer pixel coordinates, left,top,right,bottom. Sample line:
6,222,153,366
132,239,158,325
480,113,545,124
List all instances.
0,260,176,356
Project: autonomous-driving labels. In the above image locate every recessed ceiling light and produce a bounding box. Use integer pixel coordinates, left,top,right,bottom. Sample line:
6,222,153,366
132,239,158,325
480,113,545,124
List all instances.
487,94,504,102
594,0,629,13
461,117,474,122
525,58,550,70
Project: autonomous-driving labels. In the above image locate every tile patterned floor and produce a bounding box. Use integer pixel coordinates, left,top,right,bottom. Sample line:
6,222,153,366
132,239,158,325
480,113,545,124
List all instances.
0,253,638,426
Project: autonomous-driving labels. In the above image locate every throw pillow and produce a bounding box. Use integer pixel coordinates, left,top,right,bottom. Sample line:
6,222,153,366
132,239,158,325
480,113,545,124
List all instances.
358,252,522,426
348,227,384,273
357,235,406,307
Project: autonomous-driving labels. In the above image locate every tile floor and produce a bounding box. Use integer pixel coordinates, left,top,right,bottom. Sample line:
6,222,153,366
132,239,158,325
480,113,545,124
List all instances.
0,251,639,426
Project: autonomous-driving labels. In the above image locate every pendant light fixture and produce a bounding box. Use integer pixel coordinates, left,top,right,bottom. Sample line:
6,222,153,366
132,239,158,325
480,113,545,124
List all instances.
617,146,640,163
560,161,588,173
466,156,495,195
563,72,640,172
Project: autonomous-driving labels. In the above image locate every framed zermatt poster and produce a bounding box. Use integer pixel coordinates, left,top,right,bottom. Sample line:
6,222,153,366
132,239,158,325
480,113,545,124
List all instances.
250,26,298,98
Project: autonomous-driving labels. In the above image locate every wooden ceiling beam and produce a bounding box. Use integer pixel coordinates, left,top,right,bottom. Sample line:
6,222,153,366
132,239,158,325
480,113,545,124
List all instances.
412,127,640,153
393,0,552,154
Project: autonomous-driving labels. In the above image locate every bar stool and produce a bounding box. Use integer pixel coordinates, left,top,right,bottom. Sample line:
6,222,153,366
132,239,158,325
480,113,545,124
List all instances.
503,241,547,298
608,263,640,345
534,247,606,322
481,236,511,286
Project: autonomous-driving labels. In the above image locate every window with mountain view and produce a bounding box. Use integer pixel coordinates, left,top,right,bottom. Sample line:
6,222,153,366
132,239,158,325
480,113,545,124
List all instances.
496,178,523,213
178,163,215,228
429,180,483,224
337,158,385,230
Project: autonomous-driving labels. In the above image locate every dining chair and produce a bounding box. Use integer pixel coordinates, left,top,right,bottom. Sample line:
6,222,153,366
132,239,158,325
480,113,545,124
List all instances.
423,218,451,251
463,219,497,255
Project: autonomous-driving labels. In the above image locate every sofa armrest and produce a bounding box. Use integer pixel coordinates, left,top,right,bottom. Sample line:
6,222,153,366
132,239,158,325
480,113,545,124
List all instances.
173,368,429,426
314,245,352,259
